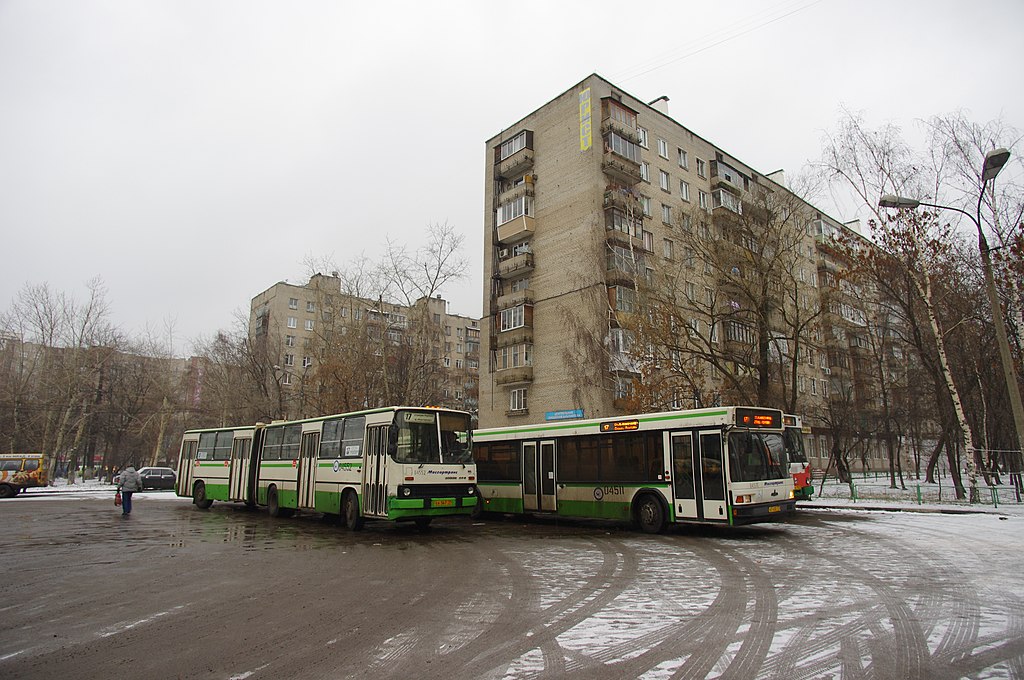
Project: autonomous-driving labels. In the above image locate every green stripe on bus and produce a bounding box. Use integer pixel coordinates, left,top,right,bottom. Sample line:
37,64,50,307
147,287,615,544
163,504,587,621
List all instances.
476,409,729,439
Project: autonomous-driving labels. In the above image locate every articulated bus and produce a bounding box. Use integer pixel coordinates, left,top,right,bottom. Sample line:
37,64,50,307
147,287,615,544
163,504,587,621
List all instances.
783,414,813,500
473,406,796,532
176,407,477,530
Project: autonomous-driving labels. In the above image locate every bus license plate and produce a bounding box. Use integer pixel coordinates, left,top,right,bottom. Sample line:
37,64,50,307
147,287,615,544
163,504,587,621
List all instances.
432,499,454,508
768,505,781,513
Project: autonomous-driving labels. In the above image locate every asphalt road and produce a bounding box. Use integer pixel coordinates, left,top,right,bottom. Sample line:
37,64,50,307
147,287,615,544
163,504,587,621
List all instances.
1,494,1022,679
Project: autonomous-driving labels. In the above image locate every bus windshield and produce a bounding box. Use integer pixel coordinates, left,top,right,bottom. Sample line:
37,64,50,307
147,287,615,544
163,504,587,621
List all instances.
391,410,473,464
728,431,788,482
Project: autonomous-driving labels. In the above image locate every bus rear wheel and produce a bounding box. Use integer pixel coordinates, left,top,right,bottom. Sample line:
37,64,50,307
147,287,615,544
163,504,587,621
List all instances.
267,486,293,518
343,491,363,531
635,494,666,534
193,482,213,510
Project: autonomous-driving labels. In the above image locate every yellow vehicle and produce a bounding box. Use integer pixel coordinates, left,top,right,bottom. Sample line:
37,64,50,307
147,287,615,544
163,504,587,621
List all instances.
0,453,48,498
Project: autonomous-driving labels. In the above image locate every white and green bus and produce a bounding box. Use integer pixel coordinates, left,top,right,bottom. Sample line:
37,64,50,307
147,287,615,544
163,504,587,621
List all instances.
176,406,478,530
473,406,796,532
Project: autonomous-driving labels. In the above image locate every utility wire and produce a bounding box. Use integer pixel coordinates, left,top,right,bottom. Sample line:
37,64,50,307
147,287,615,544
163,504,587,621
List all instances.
612,0,827,83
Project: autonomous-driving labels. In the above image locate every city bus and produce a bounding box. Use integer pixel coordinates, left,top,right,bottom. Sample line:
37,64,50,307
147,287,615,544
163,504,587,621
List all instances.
473,406,796,532
0,453,48,498
783,414,813,500
176,407,478,530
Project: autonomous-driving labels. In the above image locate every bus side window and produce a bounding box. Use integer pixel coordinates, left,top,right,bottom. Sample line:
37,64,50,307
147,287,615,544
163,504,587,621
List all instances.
24,459,39,471
644,432,663,481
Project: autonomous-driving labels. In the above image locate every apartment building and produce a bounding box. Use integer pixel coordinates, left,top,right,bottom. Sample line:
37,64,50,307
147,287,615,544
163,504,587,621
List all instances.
250,273,480,418
480,74,886,471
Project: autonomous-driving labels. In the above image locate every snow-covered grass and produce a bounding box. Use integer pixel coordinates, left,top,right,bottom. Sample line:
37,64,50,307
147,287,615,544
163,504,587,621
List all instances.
806,472,1024,516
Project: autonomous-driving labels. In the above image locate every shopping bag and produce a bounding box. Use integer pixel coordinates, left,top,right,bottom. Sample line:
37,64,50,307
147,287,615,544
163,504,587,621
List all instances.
114,491,122,507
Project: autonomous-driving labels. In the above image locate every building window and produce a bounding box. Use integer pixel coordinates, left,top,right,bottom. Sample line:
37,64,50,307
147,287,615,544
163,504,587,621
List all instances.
499,131,528,161
511,276,530,292
696,158,707,178
611,286,636,313
305,319,314,331
638,229,655,250
281,373,292,386
698,191,709,210
302,356,312,368
288,298,299,310
498,195,534,225
285,335,295,347
663,238,675,260
821,379,829,398
456,359,464,369
605,132,641,163
640,196,651,216
306,301,315,313
657,138,669,159
659,170,670,192
661,204,672,225
614,377,635,400
283,354,295,367
640,162,650,182
499,343,533,369
637,127,648,148
499,305,526,331
712,189,743,214
287,317,297,329
677,148,688,169
679,180,690,201
443,357,451,367
509,388,528,412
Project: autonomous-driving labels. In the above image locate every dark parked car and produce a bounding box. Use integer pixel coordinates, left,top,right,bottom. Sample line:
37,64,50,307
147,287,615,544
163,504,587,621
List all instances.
138,467,177,490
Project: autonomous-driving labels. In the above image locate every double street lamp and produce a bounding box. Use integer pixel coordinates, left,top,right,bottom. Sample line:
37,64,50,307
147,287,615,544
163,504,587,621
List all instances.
879,148,1024,479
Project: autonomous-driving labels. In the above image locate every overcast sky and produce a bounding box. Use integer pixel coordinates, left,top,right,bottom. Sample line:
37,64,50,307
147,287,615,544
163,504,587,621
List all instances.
2,0,1022,355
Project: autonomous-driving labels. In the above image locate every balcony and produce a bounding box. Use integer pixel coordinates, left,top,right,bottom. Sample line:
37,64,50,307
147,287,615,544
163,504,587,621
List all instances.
603,187,642,214
605,269,637,289
602,152,642,185
495,326,533,347
497,252,534,279
600,118,640,145
712,189,743,215
498,181,535,204
495,366,534,386
496,288,535,309
497,215,535,244
497,148,534,180
605,229,646,252
711,161,744,192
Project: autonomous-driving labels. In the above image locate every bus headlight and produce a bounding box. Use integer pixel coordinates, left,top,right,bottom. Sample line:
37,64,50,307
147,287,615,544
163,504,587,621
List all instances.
468,486,475,496
402,487,412,497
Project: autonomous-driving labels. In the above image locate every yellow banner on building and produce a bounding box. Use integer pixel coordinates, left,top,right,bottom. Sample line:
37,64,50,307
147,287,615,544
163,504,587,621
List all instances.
579,88,592,151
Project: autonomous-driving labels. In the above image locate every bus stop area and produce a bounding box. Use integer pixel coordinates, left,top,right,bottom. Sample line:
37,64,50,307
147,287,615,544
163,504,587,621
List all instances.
1,490,1022,679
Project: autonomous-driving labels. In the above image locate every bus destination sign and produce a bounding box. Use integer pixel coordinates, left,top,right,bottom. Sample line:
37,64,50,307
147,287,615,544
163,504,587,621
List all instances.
599,419,640,433
734,408,781,429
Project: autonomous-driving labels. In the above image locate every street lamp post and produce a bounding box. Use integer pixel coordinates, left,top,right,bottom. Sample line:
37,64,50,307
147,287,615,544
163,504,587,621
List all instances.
879,148,1024,497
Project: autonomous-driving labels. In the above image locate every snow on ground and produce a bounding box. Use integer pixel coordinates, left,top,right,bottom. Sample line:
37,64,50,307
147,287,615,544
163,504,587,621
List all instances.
9,477,187,502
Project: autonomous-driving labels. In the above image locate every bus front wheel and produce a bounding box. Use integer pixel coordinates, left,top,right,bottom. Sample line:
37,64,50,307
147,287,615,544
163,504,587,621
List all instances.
193,482,213,510
343,491,364,531
635,494,666,534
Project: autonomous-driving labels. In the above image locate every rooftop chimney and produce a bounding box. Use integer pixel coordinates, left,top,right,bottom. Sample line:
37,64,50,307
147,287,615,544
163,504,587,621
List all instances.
648,96,670,115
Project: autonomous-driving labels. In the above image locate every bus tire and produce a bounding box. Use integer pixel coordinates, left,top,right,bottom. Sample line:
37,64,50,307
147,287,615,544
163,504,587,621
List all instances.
634,493,666,534
193,481,213,510
414,517,432,531
0,484,16,499
267,486,288,518
343,490,363,531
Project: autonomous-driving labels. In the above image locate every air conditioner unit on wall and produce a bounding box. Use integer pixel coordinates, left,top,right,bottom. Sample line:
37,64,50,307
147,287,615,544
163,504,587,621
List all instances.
498,248,509,259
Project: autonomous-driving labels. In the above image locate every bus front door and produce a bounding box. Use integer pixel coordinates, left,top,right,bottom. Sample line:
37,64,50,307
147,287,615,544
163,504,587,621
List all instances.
228,437,251,502
362,426,388,517
522,441,557,512
297,432,319,510
178,440,197,497
671,430,727,522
